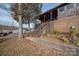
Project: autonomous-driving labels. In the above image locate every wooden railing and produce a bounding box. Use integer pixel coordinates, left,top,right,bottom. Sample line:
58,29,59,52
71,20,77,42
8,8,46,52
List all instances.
30,22,49,37
29,17,57,37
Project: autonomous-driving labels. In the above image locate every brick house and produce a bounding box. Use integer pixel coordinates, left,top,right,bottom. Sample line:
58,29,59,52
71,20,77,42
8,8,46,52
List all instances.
38,3,79,33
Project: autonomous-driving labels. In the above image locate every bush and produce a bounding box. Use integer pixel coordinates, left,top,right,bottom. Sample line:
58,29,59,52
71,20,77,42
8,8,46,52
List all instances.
68,26,77,43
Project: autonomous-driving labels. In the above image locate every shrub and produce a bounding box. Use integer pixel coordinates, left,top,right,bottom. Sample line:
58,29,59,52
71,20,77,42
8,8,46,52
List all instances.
68,26,77,43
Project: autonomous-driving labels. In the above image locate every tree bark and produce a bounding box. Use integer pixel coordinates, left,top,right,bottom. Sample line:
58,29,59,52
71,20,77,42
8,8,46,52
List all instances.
28,20,30,32
18,3,23,39
34,20,37,30
0,25,2,34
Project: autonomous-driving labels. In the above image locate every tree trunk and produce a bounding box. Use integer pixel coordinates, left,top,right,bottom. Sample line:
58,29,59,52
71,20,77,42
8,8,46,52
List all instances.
0,25,2,34
28,20,30,32
18,3,23,39
34,21,36,30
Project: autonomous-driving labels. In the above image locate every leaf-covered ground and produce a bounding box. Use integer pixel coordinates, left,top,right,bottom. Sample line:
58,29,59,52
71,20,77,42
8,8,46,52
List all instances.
0,36,64,56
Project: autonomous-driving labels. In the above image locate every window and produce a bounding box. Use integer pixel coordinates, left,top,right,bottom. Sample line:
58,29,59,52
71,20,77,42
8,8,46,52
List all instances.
76,3,79,15
58,6,65,18
59,7,64,12
76,3,79,6
67,4,74,9
66,4,74,16
67,11,74,16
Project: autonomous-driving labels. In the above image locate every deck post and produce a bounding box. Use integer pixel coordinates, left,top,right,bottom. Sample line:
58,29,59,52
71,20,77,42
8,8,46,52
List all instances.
18,3,23,39
58,8,60,19
49,12,52,33
50,12,52,20
74,3,77,16
64,5,67,17
44,15,46,22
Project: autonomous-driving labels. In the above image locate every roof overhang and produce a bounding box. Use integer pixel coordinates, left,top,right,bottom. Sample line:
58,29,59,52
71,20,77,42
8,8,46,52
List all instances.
38,3,68,18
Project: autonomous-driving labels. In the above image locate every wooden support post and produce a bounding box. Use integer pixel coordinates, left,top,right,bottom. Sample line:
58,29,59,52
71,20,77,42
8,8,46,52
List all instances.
50,12,52,20
18,3,23,39
48,12,52,33
65,6,67,17
58,8,60,19
44,15,46,22
74,3,77,16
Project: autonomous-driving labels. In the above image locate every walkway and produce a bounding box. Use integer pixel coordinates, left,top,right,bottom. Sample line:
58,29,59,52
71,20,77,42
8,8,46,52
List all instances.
26,37,79,55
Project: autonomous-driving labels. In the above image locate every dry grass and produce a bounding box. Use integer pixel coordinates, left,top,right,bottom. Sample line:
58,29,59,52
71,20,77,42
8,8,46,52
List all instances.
0,36,64,56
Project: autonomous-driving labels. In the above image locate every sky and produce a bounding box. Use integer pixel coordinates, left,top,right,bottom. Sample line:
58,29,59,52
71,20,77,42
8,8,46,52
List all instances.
42,3,59,13
0,4,18,27
0,3,59,28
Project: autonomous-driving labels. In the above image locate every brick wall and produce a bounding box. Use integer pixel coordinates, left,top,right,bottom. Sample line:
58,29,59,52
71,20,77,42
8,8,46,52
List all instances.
49,15,79,32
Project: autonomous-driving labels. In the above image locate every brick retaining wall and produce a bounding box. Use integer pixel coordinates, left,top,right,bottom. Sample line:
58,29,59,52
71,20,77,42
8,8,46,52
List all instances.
49,15,79,32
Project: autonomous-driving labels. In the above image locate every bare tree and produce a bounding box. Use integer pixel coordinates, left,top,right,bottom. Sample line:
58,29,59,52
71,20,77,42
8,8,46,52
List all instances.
18,3,23,39
11,3,42,39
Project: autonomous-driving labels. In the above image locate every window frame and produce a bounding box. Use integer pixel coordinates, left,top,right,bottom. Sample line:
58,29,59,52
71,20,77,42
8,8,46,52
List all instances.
59,6,65,12
66,4,74,10
76,3,79,6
